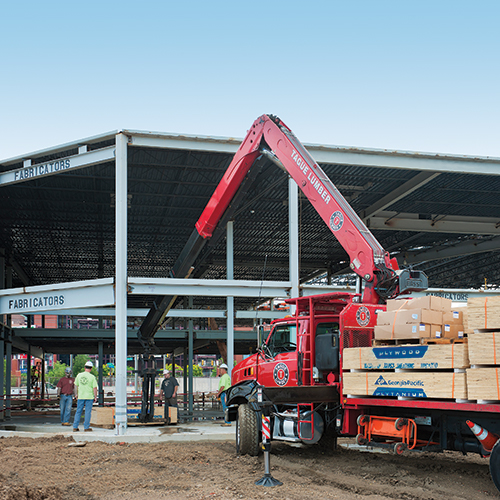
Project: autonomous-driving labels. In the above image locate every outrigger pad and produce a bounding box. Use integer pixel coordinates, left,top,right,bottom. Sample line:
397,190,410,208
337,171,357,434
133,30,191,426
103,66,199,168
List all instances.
255,474,283,487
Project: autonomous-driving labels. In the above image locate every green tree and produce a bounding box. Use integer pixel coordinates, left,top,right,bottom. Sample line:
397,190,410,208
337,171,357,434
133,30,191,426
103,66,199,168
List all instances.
47,361,68,385
72,355,98,378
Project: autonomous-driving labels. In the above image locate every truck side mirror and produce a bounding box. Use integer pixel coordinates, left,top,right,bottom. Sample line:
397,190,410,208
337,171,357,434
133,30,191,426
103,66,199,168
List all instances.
257,325,265,346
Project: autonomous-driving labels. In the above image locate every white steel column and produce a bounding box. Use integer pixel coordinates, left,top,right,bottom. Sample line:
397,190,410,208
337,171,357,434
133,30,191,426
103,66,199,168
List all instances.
115,133,128,434
5,266,12,419
188,296,194,416
0,255,4,421
226,221,234,375
289,178,300,308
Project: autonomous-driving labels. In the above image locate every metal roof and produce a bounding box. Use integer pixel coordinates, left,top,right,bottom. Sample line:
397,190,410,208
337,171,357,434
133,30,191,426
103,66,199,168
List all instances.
2,127,500,354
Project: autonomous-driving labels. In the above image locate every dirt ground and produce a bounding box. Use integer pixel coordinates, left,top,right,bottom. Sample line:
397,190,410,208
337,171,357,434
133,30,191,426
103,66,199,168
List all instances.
0,434,498,500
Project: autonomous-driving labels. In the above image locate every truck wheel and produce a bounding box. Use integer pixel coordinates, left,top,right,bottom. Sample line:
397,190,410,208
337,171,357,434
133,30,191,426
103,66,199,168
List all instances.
236,404,260,456
357,415,369,427
356,433,368,446
489,437,500,493
394,418,407,431
393,442,406,455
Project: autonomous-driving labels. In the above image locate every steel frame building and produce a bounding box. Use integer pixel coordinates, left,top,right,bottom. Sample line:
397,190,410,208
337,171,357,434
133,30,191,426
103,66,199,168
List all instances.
1,125,500,433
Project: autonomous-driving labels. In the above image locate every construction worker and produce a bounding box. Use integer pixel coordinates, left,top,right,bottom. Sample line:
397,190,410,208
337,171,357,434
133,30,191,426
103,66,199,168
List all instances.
217,363,231,426
72,361,98,432
56,367,75,425
159,369,178,424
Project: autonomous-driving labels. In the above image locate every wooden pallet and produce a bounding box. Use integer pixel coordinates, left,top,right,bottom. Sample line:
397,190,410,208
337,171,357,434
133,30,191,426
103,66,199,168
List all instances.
127,419,168,426
373,337,466,346
90,423,114,429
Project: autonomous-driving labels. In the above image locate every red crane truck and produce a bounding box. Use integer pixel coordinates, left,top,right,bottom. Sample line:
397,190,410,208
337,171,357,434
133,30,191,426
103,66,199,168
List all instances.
196,114,500,492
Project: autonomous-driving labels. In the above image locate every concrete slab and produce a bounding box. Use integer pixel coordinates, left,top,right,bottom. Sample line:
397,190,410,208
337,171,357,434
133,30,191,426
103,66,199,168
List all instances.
0,413,235,444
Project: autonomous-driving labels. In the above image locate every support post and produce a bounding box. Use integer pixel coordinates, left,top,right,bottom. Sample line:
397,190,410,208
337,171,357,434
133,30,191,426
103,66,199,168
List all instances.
255,413,282,487
134,355,139,395
5,265,12,419
98,341,104,406
0,256,4,421
226,221,234,375
0,326,4,422
26,346,31,410
289,178,300,310
183,347,188,415
115,132,128,435
188,296,194,417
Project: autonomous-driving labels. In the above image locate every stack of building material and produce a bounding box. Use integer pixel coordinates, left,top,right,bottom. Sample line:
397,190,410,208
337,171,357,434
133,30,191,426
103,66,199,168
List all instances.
467,296,500,331
466,298,500,401
90,407,115,428
374,296,464,342
342,343,468,399
464,296,500,401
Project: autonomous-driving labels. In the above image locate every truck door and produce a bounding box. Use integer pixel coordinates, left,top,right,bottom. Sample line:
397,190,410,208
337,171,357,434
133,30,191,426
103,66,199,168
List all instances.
259,323,298,387
314,322,340,382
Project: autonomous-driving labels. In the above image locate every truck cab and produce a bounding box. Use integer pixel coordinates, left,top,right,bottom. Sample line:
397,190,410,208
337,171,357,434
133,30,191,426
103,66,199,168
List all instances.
226,293,385,423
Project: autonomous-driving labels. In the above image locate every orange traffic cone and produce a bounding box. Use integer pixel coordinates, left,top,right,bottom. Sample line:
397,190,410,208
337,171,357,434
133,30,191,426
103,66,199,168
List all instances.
466,420,500,452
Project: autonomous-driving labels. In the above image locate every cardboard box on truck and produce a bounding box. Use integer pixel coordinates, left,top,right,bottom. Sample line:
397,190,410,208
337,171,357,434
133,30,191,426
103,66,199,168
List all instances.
441,324,465,339
374,323,441,340
386,296,451,312
442,310,464,325
377,308,443,326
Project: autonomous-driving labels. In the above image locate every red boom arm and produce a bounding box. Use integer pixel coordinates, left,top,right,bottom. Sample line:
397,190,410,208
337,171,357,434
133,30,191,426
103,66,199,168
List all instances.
196,115,408,303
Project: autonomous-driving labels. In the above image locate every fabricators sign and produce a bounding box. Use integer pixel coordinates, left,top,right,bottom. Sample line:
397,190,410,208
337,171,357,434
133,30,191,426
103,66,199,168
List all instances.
0,280,115,314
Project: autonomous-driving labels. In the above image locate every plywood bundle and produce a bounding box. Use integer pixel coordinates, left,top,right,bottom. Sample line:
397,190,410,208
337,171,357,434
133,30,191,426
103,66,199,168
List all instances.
468,330,500,366
466,368,500,401
90,407,115,427
343,371,467,399
467,296,500,330
343,343,469,371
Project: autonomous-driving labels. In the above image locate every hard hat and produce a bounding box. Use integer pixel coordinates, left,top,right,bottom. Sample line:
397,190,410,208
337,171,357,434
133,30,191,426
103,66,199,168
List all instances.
84,361,93,368
220,363,228,370
65,367,72,374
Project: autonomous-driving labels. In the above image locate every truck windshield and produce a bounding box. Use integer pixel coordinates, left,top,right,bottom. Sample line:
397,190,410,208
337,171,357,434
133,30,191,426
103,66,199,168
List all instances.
266,324,297,356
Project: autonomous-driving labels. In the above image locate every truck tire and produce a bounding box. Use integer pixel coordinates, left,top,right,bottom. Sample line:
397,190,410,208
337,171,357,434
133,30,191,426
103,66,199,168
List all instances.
489,437,500,493
236,404,260,456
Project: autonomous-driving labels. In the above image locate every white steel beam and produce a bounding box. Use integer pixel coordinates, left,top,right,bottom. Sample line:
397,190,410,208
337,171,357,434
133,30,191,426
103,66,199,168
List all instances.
128,132,240,154
0,278,115,315
289,178,300,309
0,146,115,187
115,133,128,435
310,146,500,175
366,212,500,235
362,172,441,218
227,221,234,376
128,278,291,298
398,236,500,264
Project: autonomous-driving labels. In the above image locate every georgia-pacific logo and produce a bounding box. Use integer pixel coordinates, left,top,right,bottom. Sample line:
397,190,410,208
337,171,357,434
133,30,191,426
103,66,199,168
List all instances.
273,363,289,386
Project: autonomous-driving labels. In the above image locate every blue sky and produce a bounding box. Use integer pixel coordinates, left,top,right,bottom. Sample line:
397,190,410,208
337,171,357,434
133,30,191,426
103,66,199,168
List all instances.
1,1,499,160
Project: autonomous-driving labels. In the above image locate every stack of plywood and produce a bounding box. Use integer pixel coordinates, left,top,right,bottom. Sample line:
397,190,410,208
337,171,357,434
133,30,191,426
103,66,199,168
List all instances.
374,296,464,342
466,328,500,401
342,343,468,400
90,407,115,427
467,296,500,331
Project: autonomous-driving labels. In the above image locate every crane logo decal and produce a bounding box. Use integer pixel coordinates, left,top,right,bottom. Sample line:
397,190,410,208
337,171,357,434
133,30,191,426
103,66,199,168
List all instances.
356,306,371,327
329,211,344,231
273,363,289,386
